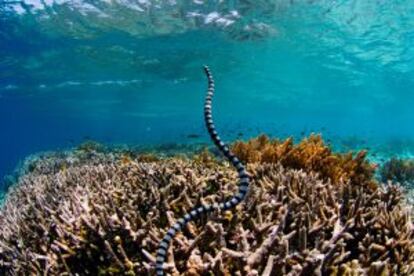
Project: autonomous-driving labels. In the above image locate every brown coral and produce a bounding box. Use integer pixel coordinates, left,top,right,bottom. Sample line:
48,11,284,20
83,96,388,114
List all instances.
231,134,377,190
0,149,413,275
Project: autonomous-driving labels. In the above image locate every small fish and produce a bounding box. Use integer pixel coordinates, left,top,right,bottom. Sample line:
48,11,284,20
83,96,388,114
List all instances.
187,134,201,139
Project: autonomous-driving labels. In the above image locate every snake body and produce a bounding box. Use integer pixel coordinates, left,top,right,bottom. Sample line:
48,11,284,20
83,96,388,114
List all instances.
155,66,250,275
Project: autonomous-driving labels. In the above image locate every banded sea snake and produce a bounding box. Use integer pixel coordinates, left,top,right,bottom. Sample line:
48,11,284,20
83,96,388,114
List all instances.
155,66,251,276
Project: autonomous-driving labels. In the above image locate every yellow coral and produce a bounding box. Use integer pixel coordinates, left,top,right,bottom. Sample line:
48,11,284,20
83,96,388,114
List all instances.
232,134,377,189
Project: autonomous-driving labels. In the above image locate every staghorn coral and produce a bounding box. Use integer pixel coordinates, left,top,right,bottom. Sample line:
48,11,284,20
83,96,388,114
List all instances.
231,134,377,190
1,66,412,276
0,150,413,275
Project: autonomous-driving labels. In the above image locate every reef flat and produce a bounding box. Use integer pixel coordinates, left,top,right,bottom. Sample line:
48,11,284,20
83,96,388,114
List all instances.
0,136,413,275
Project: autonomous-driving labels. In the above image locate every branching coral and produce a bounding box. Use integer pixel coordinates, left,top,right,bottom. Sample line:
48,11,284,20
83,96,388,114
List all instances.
1,67,412,276
231,134,377,190
0,151,413,275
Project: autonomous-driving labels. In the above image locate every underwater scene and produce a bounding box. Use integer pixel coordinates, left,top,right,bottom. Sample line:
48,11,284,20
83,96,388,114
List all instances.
1,0,414,275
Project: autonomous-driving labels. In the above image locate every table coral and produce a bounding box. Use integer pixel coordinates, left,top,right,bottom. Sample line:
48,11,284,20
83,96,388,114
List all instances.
0,150,413,275
0,67,413,275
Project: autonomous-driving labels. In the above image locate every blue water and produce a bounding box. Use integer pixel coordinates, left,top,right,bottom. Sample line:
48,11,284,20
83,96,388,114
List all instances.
1,0,414,187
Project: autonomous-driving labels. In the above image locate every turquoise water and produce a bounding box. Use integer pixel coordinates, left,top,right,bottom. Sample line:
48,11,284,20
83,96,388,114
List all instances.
1,0,414,187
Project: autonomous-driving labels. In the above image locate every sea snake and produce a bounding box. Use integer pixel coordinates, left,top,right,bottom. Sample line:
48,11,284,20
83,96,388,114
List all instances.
155,66,250,275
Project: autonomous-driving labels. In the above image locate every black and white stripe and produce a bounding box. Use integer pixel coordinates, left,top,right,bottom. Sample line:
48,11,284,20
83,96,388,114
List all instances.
155,66,250,276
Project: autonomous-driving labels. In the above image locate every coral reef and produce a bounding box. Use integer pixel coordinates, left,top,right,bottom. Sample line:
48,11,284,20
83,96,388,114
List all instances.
0,148,413,275
231,134,378,190
379,157,414,187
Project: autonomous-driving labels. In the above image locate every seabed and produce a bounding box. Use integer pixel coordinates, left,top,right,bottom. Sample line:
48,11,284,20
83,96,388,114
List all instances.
0,135,413,275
